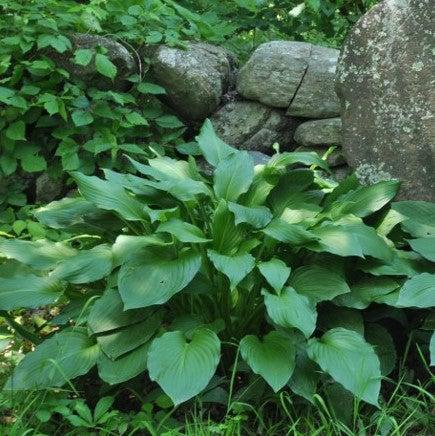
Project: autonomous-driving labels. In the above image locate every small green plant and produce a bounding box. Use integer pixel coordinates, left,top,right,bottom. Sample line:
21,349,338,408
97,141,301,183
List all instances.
1,121,434,408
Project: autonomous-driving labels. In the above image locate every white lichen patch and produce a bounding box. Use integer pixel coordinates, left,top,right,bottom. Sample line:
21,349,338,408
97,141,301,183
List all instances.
355,163,393,185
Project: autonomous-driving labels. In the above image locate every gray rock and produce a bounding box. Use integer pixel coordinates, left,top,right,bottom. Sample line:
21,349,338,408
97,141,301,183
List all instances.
36,173,64,204
237,41,311,108
210,100,300,153
149,43,235,121
237,41,340,117
336,0,435,201
53,33,137,91
294,118,342,147
287,45,340,118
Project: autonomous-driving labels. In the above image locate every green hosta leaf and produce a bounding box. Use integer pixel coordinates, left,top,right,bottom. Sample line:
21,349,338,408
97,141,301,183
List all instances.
50,245,113,284
0,238,76,269
408,237,435,262
397,273,435,308
21,153,47,172
258,258,291,293
95,53,117,80
97,342,150,385
211,200,244,255
392,201,435,237
318,305,364,335
97,311,162,359
359,249,433,278
307,328,381,406
208,250,255,290
0,274,64,310
88,288,148,334
155,115,184,128
118,249,201,309
288,350,320,403
6,121,26,141
329,181,400,218
147,329,220,405
262,287,317,338
227,202,272,229
262,219,318,245
195,119,235,167
240,331,296,392
71,172,145,221
157,219,210,244
268,151,329,172
289,266,350,303
35,197,95,229
73,48,93,66
112,234,169,266
5,330,100,390
214,151,254,202
430,332,435,366
137,82,166,94
0,155,17,176
334,277,399,309
365,324,397,376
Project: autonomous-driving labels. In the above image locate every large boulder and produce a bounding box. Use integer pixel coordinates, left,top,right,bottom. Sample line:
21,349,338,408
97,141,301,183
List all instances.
294,118,342,146
53,33,137,91
148,43,235,122
336,0,435,201
210,100,300,153
236,41,340,118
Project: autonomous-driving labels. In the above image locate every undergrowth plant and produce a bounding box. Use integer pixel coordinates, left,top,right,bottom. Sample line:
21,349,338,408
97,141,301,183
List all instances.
0,121,434,408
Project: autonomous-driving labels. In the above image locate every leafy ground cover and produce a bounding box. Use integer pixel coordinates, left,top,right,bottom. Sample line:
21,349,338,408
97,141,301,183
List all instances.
1,0,434,434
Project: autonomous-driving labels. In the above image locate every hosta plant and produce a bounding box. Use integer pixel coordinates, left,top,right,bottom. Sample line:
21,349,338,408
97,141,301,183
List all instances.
1,121,434,406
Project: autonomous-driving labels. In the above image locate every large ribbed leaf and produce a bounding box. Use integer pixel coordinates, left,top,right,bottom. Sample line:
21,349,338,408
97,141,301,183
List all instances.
240,331,296,392
0,238,76,269
329,181,399,218
397,273,435,308
365,324,397,376
97,342,150,385
392,201,435,237
0,274,65,310
71,172,146,221
50,244,113,284
227,202,273,229
157,219,210,243
289,265,350,303
147,329,221,404
262,287,317,338
195,119,235,167
408,237,435,262
34,197,95,229
96,310,162,359
5,329,100,390
258,258,291,293
268,152,329,172
207,250,255,290
211,200,244,255
334,277,399,309
262,219,318,245
214,151,254,202
288,349,320,403
87,288,149,334
118,249,202,309
307,328,381,406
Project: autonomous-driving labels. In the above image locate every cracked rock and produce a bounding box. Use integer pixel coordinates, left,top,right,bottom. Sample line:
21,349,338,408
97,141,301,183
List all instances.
148,43,235,122
210,100,300,153
336,0,435,201
236,41,340,118
294,118,342,147
287,45,340,118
